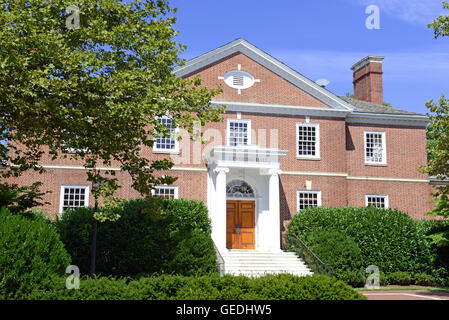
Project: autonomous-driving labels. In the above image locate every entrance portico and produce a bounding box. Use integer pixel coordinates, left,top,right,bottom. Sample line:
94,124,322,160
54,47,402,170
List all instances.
204,145,287,252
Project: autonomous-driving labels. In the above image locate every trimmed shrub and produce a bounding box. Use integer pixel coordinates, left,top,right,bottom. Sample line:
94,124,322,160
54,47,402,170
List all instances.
0,207,71,299
414,273,437,286
28,274,366,300
56,198,217,277
304,229,365,287
387,271,412,286
416,219,449,281
286,206,434,286
166,229,218,276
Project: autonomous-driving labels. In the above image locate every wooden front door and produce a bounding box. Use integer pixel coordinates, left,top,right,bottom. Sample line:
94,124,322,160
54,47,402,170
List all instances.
226,200,255,249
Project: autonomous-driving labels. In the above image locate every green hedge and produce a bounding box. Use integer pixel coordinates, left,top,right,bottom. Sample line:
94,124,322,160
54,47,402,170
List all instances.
0,207,71,299
55,198,217,277
27,274,366,300
286,206,435,286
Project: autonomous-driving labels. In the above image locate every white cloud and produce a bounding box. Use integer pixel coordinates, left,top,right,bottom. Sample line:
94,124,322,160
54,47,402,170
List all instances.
347,0,447,25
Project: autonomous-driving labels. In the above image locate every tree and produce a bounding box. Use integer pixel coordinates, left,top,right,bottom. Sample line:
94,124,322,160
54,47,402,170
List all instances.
422,1,449,199
420,1,449,250
422,96,449,214
0,182,50,214
0,0,223,277
426,123,439,163
0,0,223,207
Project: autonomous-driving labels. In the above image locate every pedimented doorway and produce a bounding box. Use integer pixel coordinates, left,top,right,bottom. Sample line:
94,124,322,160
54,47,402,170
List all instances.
226,180,256,249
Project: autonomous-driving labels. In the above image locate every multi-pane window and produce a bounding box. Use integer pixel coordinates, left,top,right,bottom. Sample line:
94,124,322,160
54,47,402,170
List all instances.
60,185,89,214
297,191,322,212
228,120,250,147
365,131,386,164
366,195,388,209
296,123,320,159
154,116,178,152
152,186,178,199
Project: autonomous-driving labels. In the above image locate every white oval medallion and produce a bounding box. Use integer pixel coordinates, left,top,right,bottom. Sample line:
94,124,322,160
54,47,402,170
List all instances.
223,70,255,90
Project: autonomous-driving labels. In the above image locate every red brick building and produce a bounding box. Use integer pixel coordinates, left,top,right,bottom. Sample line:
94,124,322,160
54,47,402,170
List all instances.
7,39,436,252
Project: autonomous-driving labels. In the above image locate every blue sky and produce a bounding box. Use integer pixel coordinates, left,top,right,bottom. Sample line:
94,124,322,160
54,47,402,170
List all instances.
171,0,449,114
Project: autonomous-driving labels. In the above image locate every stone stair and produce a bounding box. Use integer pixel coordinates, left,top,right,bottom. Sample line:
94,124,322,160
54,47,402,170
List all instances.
220,249,313,278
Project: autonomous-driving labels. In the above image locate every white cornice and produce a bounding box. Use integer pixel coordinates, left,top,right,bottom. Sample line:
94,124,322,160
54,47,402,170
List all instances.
350,55,384,72
213,101,429,126
213,100,350,118
346,112,429,127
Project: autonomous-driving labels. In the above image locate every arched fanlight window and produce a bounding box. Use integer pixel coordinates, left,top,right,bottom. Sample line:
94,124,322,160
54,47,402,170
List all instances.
226,180,255,198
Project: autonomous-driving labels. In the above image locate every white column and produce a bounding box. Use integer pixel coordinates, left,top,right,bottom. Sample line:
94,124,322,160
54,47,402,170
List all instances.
214,166,229,249
268,169,282,251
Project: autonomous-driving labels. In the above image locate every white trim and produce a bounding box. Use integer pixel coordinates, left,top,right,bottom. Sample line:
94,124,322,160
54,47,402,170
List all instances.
346,176,429,183
151,185,179,199
218,101,429,127
226,118,251,146
223,70,255,90
38,164,122,171
171,166,208,172
282,171,348,177
296,122,320,160
153,115,180,154
33,164,430,183
347,112,429,127
296,190,322,212
281,171,430,183
365,194,389,209
59,185,90,216
364,131,387,165
214,100,349,118
23,164,431,183
27,164,209,172
350,55,384,72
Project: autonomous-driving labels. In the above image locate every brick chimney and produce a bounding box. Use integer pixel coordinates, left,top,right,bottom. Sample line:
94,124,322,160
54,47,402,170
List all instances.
351,55,384,105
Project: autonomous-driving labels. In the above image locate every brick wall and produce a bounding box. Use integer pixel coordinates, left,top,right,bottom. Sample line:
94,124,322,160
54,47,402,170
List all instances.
184,52,327,107
4,50,436,221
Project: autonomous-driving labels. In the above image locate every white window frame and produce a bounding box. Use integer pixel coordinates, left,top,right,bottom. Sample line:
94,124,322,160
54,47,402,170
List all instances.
365,194,389,209
151,186,179,199
153,115,179,154
227,119,251,147
59,185,90,216
296,122,320,160
364,131,387,165
297,190,322,212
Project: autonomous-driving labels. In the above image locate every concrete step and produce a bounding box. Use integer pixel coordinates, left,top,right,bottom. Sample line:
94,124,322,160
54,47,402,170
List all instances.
225,263,310,268
219,250,313,278
226,271,313,277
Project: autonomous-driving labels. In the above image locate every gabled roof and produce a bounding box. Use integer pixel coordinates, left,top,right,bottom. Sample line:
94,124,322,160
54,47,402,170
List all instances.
173,38,354,111
174,38,429,126
338,96,424,116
